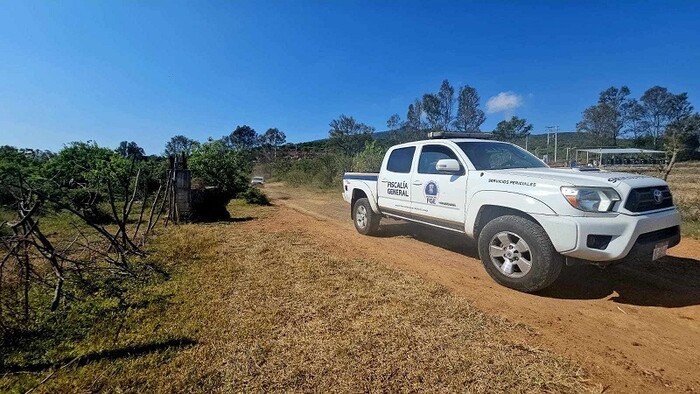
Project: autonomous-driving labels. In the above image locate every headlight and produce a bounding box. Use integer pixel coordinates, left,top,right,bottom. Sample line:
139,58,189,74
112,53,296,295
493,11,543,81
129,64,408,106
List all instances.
560,187,621,212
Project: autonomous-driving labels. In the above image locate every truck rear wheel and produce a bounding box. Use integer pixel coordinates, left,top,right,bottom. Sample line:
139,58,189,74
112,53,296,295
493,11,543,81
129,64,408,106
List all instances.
353,198,380,235
477,215,562,292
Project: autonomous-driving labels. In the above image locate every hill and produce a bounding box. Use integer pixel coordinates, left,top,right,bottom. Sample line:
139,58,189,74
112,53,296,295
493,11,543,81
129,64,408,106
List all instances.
287,129,644,163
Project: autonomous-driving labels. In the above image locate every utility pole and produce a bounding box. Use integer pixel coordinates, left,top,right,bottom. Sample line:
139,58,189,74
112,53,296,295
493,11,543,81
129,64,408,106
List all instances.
554,127,558,162
545,126,559,163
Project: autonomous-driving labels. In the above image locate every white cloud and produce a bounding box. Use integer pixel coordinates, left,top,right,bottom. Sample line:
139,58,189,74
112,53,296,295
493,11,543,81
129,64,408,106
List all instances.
486,91,524,115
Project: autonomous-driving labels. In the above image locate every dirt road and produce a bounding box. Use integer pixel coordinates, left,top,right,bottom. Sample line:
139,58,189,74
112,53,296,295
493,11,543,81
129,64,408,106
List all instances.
266,183,700,393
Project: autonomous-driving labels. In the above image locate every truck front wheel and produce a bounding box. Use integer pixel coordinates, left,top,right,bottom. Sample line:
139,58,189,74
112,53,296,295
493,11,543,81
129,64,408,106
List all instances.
477,215,563,292
353,198,380,235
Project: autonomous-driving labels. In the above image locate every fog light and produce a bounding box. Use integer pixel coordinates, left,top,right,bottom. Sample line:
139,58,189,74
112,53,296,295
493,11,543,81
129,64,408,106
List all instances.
587,235,612,250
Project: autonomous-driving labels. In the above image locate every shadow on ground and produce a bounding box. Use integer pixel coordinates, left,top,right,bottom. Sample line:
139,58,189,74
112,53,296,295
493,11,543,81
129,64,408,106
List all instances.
227,216,255,223
1,338,197,374
377,221,700,308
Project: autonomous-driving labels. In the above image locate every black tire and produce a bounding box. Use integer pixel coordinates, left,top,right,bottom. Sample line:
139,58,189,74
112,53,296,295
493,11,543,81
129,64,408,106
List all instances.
477,215,563,292
352,198,380,235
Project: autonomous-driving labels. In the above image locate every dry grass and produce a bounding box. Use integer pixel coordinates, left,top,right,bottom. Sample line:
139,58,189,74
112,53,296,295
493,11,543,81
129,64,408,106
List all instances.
2,201,594,393
607,162,700,239
665,169,700,239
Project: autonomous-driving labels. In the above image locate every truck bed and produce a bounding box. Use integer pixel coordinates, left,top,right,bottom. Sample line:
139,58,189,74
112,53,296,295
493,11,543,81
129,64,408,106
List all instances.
343,172,378,181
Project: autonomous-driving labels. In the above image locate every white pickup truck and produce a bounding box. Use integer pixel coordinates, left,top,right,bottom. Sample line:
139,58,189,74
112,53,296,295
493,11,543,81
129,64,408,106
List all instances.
342,133,681,292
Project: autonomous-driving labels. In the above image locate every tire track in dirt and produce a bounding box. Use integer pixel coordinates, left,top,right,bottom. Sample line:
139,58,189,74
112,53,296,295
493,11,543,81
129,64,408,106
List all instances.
265,183,700,393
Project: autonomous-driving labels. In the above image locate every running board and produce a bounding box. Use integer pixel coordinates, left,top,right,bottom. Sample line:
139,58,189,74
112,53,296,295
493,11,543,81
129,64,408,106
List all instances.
383,213,466,234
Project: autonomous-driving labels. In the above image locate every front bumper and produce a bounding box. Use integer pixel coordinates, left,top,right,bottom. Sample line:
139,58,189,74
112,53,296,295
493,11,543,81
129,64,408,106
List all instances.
534,208,682,262
619,225,680,263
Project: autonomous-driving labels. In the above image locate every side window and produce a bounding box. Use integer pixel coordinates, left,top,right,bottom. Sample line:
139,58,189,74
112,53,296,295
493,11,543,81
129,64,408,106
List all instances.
418,145,463,174
386,147,416,173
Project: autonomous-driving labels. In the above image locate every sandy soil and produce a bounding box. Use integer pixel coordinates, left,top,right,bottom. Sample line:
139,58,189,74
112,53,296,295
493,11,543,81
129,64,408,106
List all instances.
265,182,700,393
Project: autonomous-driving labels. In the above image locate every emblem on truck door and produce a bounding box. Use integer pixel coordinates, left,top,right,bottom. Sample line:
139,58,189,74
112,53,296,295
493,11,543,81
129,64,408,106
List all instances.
424,181,439,204
653,189,664,204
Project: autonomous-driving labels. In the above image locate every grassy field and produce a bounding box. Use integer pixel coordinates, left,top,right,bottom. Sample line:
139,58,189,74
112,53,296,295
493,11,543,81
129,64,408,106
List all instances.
667,163,700,239
0,201,593,393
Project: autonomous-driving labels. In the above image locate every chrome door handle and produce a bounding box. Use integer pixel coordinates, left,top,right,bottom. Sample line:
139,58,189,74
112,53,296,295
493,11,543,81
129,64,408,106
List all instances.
412,181,422,186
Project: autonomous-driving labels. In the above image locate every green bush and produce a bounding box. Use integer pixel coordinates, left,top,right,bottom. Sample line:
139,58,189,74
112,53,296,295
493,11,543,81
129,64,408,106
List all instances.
352,140,387,172
273,142,388,189
241,187,270,206
42,141,115,188
273,153,351,189
189,139,252,198
0,146,46,205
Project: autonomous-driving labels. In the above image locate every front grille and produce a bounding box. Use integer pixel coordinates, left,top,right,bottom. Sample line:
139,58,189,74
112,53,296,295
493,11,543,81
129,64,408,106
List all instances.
624,186,673,212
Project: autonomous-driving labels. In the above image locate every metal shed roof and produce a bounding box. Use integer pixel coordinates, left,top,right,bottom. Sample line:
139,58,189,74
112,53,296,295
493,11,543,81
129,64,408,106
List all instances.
576,148,665,155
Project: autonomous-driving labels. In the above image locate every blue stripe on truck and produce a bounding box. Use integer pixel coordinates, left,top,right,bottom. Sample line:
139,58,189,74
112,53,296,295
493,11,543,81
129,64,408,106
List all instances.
344,174,378,181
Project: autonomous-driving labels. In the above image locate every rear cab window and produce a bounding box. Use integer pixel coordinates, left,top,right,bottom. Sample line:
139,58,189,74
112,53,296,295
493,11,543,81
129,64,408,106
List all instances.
386,146,416,173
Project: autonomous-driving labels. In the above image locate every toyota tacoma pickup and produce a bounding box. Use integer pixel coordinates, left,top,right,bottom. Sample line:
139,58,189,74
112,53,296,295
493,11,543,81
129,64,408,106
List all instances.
342,132,681,292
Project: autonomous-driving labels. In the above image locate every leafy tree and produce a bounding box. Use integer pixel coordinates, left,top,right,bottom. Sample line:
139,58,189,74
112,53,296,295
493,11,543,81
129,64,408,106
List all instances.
164,135,199,157
386,114,401,143
260,128,286,159
634,86,694,148
0,146,46,204
116,141,145,160
328,114,375,155
422,94,441,131
189,139,252,198
454,85,485,133
624,99,648,144
600,86,631,145
261,127,286,148
492,116,533,141
576,86,631,145
406,100,422,128
44,141,115,187
659,113,700,180
437,79,455,131
404,100,423,140
576,103,616,144
35,142,143,222
386,114,401,130
225,125,259,150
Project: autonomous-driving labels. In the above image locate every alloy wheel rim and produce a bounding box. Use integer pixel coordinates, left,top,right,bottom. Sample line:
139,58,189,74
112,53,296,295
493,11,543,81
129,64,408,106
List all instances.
488,231,533,278
356,205,367,229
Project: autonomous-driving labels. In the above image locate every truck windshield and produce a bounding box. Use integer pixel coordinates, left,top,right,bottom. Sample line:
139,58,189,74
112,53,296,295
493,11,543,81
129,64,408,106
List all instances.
456,142,547,170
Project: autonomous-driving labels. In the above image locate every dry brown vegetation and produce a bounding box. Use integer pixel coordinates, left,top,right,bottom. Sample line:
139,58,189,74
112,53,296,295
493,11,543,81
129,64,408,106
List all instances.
1,201,594,393
665,164,700,239
608,162,700,239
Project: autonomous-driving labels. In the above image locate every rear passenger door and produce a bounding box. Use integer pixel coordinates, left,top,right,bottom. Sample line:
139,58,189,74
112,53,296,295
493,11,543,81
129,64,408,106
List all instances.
410,144,467,231
377,146,416,218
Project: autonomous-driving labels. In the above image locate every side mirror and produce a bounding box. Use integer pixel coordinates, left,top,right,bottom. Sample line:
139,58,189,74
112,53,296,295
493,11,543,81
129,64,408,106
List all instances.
436,159,461,173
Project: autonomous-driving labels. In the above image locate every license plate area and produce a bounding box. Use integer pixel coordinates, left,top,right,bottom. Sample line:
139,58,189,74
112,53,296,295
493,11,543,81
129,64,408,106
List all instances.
652,242,669,261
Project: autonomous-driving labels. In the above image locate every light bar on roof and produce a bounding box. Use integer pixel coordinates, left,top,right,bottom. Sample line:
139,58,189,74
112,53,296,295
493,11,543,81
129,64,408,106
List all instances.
427,131,495,140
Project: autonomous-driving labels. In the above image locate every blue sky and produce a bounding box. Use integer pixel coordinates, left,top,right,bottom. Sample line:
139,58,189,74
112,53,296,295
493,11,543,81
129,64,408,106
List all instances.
1,1,699,155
